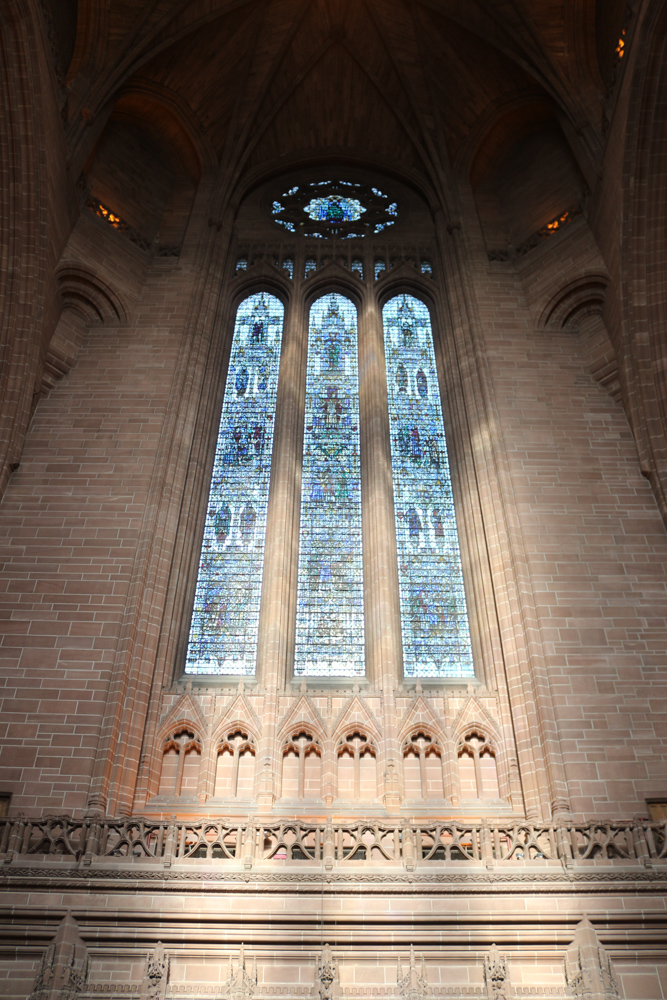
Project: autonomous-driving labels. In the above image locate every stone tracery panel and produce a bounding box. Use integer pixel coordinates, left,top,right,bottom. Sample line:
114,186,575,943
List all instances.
158,728,203,797
214,729,256,798
457,730,501,802
401,730,446,801
336,731,378,801
281,731,323,800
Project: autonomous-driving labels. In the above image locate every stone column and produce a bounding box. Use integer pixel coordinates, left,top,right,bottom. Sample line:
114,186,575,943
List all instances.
255,291,308,804
358,291,404,805
357,291,403,687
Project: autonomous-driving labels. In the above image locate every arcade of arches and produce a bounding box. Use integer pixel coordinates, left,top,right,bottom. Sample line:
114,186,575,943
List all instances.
1,0,667,997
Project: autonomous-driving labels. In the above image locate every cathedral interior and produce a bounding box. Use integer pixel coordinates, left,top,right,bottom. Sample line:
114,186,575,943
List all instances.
1,0,667,997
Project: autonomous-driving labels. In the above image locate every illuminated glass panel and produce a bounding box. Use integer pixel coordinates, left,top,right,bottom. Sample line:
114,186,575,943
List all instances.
294,294,364,676
304,195,365,223
383,295,474,678
185,293,284,675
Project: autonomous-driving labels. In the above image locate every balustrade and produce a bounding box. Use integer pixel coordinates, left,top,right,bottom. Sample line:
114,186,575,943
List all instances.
1,815,664,868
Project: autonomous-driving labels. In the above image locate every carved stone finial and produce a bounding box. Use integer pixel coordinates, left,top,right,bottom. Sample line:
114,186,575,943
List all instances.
301,679,307,695
225,945,258,1000
317,944,339,1000
29,913,88,1000
141,941,169,1000
483,944,509,1000
397,945,428,1000
564,918,620,1000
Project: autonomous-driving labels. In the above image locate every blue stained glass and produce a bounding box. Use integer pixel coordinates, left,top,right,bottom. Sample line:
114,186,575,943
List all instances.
383,295,474,678
375,259,386,280
185,293,284,675
304,196,365,224
294,294,364,676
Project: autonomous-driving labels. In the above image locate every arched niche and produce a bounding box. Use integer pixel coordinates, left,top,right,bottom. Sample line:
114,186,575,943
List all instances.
470,104,587,257
83,91,201,250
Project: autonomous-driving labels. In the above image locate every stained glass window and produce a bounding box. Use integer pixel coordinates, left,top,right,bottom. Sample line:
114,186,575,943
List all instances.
185,293,284,675
294,294,365,676
305,195,365,223
375,259,386,280
271,181,397,238
383,295,474,678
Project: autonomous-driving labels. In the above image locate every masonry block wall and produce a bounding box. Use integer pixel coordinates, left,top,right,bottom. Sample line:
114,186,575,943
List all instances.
2,1,667,997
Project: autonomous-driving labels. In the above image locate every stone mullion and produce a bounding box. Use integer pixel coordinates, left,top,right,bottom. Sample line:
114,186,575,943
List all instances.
433,208,568,821
358,291,403,808
255,293,307,807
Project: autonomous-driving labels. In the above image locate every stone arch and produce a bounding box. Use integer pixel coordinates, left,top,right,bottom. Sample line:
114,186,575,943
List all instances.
400,727,447,803
279,728,323,802
467,99,587,259
82,87,203,251
334,727,379,803
155,722,204,800
40,266,128,396
538,275,620,401
455,726,502,804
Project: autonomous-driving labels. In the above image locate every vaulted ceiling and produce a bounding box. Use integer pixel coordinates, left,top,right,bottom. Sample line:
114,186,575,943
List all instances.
57,0,620,210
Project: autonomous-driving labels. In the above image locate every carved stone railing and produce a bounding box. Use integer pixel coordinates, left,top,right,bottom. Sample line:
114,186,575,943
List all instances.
0,816,665,870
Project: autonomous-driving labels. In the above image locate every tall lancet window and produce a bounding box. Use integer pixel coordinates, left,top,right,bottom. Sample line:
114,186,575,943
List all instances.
185,292,284,675
383,295,474,678
294,294,365,676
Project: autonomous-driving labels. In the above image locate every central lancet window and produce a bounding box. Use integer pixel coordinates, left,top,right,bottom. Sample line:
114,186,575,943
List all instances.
294,294,365,676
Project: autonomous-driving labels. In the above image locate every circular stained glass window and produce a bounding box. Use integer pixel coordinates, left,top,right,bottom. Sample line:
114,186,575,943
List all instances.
304,195,365,224
271,180,398,238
